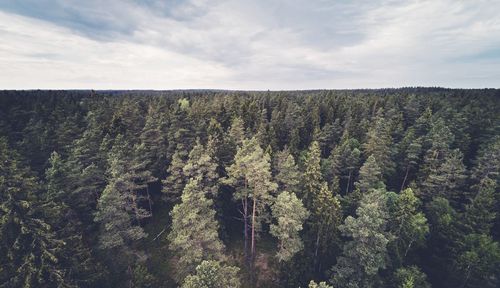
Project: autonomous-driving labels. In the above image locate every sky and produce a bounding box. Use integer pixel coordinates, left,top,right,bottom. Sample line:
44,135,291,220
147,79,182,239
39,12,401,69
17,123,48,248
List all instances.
0,0,499,90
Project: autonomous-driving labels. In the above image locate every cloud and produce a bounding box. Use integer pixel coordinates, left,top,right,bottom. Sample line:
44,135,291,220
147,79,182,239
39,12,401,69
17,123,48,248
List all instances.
0,0,499,89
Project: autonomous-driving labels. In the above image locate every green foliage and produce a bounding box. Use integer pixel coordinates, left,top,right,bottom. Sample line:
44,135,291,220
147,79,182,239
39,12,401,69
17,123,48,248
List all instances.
274,148,301,193
181,260,240,288
168,178,225,282
309,280,334,288
393,266,430,288
455,234,500,288
388,188,429,267
355,155,383,193
162,144,189,203
331,188,391,288
270,191,309,262
0,89,499,288
0,139,75,287
303,141,323,208
363,109,396,177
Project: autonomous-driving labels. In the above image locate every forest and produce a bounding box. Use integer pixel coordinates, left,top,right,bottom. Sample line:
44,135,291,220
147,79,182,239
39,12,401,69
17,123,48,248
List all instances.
0,88,499,288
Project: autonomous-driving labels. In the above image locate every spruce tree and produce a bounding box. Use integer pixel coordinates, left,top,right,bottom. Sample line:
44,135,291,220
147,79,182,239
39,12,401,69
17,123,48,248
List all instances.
0,139,75,287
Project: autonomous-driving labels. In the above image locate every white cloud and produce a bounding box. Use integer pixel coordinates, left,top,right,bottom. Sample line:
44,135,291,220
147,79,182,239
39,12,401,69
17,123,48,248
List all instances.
0,0,499,89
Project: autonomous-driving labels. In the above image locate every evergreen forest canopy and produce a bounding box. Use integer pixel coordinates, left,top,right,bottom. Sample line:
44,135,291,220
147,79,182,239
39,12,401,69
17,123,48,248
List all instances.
0,88,499,288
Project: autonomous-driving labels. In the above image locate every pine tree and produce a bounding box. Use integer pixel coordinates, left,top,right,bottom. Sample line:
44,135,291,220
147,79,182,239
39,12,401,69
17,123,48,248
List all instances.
168,178,225,282
162,143,189,203
355,155,383,193
464,177,496,235
331,188,391,288
419,118,454,183
363,109,395,178
456,234,500,288
138,103,169,177
421,149,466,204
471,136,500,185
329,135,361,194
181,260,240,288
311,181,342,269
274,147,301,193
393,266,431,288
224,137,277,265
183,139,219,198
388,188,429,268
303,141,323,208
399,129,423,191
228,116,246,149
270,191,309,262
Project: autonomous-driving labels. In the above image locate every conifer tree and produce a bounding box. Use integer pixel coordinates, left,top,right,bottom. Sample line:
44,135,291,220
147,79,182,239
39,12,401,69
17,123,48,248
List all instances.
224,137,277,265
274,147,301,193
421,149,466,204
393,266,431,288
162,143,189,203
303,141,323,208
363,109,395,177
464,176,497,234
183,139,219,198
355,155,383,193
270,191,309,262
331,188,391,288
455,234,500,288
388,188,429,267
181,260,240,288
44,151,104,286
399,129,423,191
0,139,75,287
329,135,361,194
311,181,342,269
168,177,225,282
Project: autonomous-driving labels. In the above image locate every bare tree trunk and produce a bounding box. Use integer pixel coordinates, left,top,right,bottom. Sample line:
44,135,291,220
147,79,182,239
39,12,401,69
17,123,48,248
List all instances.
346,170,352,194
242,197,249,265
401,164,410,191
251,196,257,262
146,186,153,216
314,228,321,271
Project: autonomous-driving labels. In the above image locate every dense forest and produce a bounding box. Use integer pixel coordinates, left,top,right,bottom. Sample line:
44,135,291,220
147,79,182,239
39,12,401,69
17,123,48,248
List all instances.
0,88,499,288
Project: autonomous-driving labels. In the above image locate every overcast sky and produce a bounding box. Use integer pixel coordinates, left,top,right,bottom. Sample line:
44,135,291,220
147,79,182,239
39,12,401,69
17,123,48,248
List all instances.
0,0,499,90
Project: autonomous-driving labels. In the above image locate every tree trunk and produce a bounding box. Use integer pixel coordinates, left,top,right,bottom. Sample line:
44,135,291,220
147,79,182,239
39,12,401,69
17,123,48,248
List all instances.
146,186,153,216
346,170,352,194
251,196,257,262
400,164,410,191
242,197,249,265
314,228,321,271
